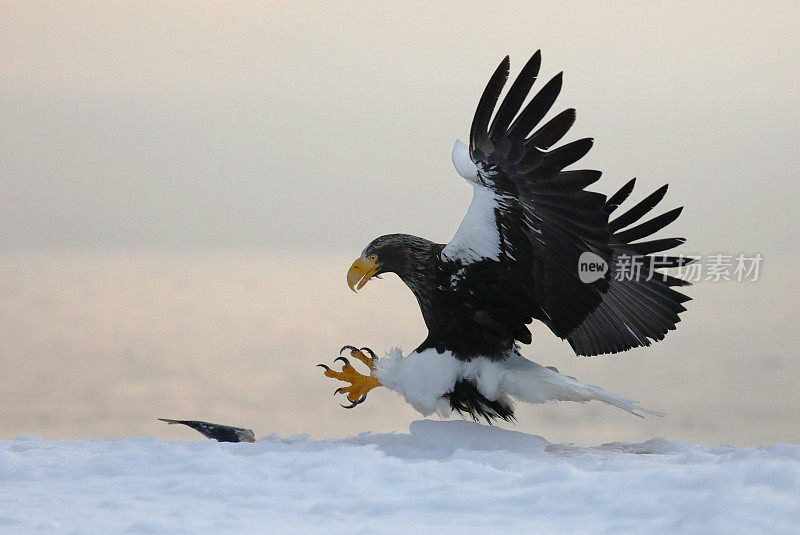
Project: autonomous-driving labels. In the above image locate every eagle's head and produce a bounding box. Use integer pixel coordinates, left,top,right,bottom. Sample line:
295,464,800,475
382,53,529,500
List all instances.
347,234,437,292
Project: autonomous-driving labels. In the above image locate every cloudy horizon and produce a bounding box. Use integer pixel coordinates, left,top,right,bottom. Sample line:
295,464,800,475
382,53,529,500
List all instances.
1,2,798,445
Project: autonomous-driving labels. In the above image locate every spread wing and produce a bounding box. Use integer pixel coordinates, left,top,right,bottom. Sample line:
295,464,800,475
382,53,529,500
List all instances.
442,52,691,355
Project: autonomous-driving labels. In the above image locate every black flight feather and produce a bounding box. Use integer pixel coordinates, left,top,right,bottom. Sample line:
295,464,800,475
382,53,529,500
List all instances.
507,72,563,140
489,50,542,142
526,108,577,150
608,184,669,232
604,178,637,214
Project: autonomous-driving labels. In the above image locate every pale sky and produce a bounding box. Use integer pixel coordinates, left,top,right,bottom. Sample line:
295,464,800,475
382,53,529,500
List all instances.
1,2,799,445
2,1,799,256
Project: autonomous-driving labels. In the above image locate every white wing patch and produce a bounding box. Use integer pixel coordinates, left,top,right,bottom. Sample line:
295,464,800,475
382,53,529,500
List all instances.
450,139,480,184
441,182,501,263
443,139,502,263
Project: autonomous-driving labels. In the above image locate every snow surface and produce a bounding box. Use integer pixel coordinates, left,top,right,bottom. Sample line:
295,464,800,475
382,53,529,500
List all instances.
2,420,798,535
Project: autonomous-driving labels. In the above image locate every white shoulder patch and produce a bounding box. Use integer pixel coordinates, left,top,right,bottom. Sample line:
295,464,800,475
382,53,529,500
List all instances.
441,183,501,263
450,139,480,185
444,139,502,263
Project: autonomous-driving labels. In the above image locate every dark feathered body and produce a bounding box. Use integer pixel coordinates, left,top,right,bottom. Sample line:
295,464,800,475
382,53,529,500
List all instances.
367,235,529,361
420,254,529,360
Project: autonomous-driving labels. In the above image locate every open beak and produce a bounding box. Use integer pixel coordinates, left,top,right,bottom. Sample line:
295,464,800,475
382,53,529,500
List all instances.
347,257,379,292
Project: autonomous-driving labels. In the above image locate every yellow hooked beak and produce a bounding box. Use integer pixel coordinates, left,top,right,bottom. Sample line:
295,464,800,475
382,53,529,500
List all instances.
347,256,379,292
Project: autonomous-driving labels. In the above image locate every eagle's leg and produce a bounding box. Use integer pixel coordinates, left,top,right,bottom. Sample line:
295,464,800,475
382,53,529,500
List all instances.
317,346,381,408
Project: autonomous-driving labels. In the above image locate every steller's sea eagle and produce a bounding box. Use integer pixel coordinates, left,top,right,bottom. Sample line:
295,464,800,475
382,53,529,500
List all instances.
318,51,692,423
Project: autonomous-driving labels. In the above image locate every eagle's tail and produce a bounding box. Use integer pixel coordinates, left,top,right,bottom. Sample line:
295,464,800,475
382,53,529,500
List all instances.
499,357,663,418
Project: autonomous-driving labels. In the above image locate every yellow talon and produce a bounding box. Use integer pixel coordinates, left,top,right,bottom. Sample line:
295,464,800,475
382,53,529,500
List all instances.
347,346,376,369
318,347,382,408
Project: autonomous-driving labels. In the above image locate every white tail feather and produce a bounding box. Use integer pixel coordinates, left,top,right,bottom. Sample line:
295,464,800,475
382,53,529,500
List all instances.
498,357,663,417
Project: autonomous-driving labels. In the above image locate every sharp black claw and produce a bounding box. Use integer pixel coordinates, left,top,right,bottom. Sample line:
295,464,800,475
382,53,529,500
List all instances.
359,347,377,360
340,345,358,355
340,395,366,409
334,356,350,367
334,387,344,396
317,364,331,371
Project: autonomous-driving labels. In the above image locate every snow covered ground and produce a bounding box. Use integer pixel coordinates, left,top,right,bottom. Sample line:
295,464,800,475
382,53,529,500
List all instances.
2,420,798,535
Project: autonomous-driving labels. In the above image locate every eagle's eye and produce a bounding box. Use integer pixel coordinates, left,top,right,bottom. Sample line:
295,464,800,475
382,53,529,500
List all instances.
369,254,378,262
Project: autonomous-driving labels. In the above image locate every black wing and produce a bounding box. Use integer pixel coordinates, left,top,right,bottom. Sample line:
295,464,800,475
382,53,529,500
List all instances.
445,52,690,354
566,180,693,355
